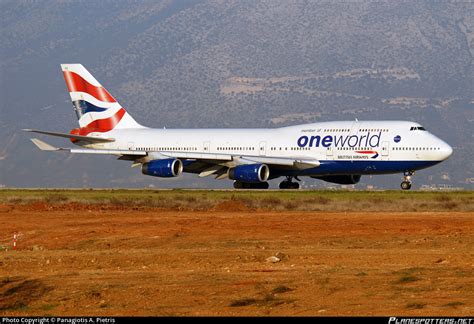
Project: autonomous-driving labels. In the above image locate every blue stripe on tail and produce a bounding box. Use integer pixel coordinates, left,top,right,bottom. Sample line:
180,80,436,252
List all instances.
72,100,107,119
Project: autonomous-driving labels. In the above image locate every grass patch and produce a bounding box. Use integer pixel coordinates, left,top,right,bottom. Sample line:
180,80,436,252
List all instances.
393,267,423,284
271,285,293,294
436,194,452,202
229,295,289,308
442,202,458,210
261,197,282,205
0,189,472,212
3,303,29,311
229,298,258,307
283,201,298,210
303,196,331,205
0,278,52,311
40,303,58,311
397,275,421,284
230,285,294,307
406,302,426,309
442,301,464,308
44,194,69,204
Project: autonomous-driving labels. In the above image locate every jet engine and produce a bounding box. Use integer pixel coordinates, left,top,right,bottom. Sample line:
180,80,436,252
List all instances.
228,164,270,183
142,159,183,178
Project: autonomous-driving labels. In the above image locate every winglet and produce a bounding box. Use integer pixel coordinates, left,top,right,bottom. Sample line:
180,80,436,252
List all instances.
30,138,60,151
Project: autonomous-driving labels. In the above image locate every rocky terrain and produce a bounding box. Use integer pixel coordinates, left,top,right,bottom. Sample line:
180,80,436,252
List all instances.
1,1,473,188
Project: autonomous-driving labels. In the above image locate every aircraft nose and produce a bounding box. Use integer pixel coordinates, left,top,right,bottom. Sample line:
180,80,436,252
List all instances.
439,142,453,160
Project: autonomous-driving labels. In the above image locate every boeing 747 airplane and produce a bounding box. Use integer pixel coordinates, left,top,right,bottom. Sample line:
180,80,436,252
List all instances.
25,64,453,190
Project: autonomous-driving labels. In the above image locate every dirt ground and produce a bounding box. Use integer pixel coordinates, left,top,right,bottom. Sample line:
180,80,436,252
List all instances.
0,201,473,316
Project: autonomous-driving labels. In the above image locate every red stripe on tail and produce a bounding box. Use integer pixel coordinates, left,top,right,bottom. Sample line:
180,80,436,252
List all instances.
69,108,126,142
63,71,116,103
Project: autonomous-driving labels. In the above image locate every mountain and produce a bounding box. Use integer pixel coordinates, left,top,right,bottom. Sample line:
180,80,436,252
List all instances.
1,0,473,189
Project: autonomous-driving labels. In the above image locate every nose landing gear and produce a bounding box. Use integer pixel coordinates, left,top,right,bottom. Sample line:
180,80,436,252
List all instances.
279,176,300,190
401,171,414,190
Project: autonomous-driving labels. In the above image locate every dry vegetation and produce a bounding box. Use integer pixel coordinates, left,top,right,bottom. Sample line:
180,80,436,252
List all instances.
0,189,473,213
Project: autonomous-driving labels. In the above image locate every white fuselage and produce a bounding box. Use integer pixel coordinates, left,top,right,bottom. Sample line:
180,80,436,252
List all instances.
85,120,452,176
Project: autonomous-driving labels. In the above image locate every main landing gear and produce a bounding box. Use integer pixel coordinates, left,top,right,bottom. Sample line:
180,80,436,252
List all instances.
279,176,300,190
233,181,269,189
401,171,415,190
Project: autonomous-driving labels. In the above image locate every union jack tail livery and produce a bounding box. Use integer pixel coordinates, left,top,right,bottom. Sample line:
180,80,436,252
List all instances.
61,64,143,139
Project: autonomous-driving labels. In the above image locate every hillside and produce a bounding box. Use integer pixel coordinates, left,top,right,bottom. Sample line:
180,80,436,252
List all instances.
0,0,473,188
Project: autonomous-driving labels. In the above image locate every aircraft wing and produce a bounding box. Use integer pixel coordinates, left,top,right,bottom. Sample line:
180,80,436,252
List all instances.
161,151,320,173
161,151,318,167
29,138,319,177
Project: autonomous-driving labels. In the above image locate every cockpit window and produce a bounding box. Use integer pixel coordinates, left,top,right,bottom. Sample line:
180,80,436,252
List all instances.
410,126,426,131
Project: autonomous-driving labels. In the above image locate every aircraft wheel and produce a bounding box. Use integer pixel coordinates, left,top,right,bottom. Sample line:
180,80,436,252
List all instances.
401,181,412,190
258,182,270,189
233,181,244,189
279,181,299,189
234,181,269,189
279,181,289,189
291,182,300,189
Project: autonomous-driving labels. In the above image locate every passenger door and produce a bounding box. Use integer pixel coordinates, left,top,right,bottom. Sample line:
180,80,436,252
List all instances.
349,121,359,162
259,141,267,156
203,141,210,152
381,141,389,160
326,144,333,160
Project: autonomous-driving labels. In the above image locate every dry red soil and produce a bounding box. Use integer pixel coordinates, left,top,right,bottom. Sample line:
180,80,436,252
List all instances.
0,201,473,316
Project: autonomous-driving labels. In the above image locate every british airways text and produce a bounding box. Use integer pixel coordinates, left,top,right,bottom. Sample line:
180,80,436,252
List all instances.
297,131,382,148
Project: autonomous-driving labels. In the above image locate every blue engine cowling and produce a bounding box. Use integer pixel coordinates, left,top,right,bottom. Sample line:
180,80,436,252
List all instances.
228,164,270,183
142,159,183,178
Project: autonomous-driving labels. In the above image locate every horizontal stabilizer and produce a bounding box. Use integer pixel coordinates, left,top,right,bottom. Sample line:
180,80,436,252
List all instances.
23,129,115,143
69,148,147,155
29,137,147,156
30,138,60,151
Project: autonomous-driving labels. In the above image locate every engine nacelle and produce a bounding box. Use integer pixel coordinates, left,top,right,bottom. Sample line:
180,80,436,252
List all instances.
312,175,362,185
142,159,183,178
228,164,270,183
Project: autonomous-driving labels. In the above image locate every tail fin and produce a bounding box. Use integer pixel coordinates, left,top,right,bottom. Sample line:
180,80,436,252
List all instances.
61,64,143,137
